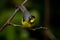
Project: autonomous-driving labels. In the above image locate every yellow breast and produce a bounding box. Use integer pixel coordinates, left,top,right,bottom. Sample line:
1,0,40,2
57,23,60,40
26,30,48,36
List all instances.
22,20,32,28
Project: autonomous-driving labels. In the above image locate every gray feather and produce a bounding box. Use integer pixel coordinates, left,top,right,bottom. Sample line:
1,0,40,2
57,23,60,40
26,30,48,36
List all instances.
19,5,32,20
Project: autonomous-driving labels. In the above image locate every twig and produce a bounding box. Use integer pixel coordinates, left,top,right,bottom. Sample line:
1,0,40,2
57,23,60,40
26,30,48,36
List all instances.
0,0,28,32
0,8,19,32
44,28,57,40
21,0,27,5
31,27,47,31
9,23,21,27
31,26,57,40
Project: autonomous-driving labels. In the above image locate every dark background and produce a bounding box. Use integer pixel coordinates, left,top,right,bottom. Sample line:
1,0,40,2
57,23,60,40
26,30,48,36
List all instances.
0,0,60,40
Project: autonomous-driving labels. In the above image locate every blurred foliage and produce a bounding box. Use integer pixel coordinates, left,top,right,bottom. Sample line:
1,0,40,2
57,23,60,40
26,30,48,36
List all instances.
0,0,60,40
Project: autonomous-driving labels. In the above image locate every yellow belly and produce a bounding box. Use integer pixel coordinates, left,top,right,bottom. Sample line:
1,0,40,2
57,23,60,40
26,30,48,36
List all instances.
22,21,32,28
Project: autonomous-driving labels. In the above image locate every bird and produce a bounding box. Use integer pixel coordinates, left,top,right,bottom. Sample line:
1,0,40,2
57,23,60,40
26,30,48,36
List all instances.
13,0,36,28
18,5,35,28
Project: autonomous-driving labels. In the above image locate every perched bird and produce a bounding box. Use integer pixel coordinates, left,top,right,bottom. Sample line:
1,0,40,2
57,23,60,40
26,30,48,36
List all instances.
13,0,36,28
18,5,35,28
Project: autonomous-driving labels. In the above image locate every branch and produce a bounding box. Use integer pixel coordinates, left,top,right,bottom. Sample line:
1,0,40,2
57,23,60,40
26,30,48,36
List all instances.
0,8,19,32
44,28,57,40
9,23,21,27
21,0,27,5
31,26,47,31
0,0,28,32
31,26,57,40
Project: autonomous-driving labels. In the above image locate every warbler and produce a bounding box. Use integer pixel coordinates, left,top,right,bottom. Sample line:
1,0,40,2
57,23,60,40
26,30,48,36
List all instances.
19,5,35,28
12,0,35,28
